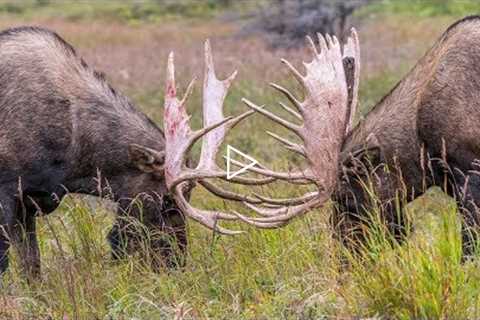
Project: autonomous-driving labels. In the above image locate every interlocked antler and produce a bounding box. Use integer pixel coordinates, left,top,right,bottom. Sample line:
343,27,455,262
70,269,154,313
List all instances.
163,30,360,233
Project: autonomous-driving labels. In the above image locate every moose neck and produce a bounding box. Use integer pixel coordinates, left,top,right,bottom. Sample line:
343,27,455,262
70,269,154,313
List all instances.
64,92,165,200
341,23,454,188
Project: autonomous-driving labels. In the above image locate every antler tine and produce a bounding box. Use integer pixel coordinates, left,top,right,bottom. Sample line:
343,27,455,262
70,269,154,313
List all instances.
242,98,302,137
227,158,315,182
166,52,176,97
180,77,196,106
199,180,262,204
173,185,243,235
266,131,305,157
281,58,305,85
306,35,319,56
269,82,303,112
342,28,360,134
233,211,288,228
189,115,235,147
223,175,276,185
317,32,328,53
253,191,318,206
236,195,325,227
243,201,288,217
278,101,302,120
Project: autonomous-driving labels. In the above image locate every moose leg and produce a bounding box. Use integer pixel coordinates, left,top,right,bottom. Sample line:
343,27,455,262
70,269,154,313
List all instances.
12,193,64,278
151,209,187,270
0,196,17,274
330,209,366,254
110,195,187,271
11,213,40,278
331,197,409,262
0,230,9,274
107,221,129,260
107,211,187,270
453,172,480,258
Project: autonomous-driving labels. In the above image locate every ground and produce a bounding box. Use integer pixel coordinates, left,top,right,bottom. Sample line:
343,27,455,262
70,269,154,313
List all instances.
1,1,480,319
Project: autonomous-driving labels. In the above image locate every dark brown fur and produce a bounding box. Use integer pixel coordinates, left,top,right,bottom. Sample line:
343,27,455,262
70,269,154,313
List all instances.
0,27,186,277
332,16,480,256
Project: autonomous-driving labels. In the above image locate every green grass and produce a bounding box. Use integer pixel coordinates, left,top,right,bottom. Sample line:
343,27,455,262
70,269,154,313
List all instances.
360,0,480,18
344,188,478,319
0,0,230,23
5,188,480,319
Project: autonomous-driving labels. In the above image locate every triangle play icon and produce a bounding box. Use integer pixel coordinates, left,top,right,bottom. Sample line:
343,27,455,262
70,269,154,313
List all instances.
225,145,258,180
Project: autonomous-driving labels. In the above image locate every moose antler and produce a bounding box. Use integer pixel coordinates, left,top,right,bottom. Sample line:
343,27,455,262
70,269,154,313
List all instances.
163,29,360,233
232,29,360,227
164,40,267,234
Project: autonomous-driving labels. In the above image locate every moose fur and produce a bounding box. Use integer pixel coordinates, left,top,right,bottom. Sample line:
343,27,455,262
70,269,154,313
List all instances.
0,27,186,277
332,16,480,256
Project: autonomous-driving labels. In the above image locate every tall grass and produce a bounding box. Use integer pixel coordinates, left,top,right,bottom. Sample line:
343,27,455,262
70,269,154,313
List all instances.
345,190,480,319
4,180,480,318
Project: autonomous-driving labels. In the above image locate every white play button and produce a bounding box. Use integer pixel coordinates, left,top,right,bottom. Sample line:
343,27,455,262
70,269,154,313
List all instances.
225,145,258,180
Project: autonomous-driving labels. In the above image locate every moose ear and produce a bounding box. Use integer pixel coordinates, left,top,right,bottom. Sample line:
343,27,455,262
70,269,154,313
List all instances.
128,144,165,173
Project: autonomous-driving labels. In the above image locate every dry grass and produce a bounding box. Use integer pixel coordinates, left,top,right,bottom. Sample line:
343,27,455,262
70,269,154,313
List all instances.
0,296,23,320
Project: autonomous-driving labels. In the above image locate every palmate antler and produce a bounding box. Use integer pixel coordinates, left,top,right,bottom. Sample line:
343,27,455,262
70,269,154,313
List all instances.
163,29,360,233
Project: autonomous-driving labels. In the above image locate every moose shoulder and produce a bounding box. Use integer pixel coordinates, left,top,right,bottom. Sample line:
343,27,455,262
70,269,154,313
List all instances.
0,26,186,277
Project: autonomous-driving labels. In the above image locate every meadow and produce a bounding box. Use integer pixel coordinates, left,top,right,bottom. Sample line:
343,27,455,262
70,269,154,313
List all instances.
1,1,480,319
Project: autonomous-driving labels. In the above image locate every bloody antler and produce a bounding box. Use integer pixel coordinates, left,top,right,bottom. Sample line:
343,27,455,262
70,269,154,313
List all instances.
164,40,261,234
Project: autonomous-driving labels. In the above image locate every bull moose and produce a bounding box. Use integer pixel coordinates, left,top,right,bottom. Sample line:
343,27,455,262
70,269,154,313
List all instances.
1,16,480,278
0,26,187,277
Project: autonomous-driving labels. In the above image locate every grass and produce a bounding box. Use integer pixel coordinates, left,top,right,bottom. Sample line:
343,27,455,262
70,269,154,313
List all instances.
0,0,229,22
1,1,480,319
361,0,480,18
343,188,477,319
5,189,480,319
